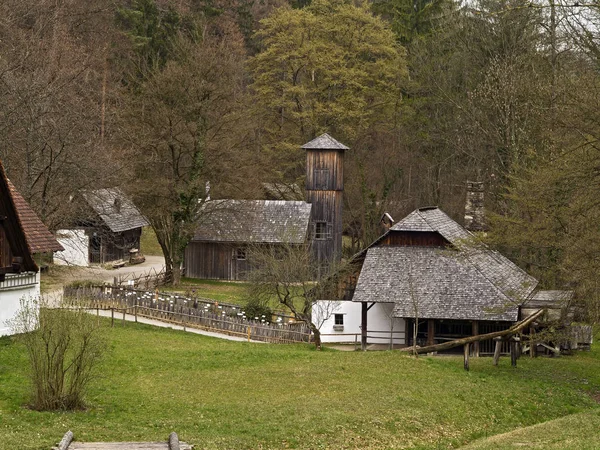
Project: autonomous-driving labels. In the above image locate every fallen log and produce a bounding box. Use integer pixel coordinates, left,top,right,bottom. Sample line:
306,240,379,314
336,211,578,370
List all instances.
400,309,544,355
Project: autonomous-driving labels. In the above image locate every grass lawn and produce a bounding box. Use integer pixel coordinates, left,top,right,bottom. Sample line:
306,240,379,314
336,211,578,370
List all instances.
1,322,600,450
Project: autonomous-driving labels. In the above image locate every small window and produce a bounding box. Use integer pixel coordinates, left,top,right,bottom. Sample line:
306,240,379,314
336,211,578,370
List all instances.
314,222,332,240
236,248,246,260
334,314,344,326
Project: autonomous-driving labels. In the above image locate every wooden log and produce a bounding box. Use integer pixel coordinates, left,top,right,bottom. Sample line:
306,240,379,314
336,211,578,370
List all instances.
464,343,470,371
399,309,544,355
55,430,73,450
169,432,180,450
493,338,502,366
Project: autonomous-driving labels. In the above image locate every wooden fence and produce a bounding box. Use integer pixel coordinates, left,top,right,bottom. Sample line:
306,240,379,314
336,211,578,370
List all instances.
62,285,312,344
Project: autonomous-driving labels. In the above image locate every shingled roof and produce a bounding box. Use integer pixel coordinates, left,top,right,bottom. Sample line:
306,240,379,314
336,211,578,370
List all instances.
301,133,349,150
192,200,312,244
6,179,63,254
351,207,538,322
82,188,149,233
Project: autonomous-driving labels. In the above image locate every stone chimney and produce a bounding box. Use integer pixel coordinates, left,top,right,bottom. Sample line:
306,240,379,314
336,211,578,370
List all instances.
464,181,486,232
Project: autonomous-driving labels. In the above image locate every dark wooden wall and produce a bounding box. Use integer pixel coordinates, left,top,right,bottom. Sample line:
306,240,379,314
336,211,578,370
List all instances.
184,242,250,280
88,227,143,264
378,231,448,247
0,224,12,267
305,149,344,267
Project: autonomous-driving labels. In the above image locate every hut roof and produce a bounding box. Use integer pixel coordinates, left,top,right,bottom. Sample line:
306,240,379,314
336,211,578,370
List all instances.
351,207,538,321
82,188,149,233
301,133,349,150
5,179,63,254
526,290,574,309
354,246,519,321
192,200,312,244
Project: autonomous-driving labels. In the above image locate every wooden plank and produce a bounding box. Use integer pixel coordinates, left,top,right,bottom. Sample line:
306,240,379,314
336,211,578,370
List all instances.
68,443,192,449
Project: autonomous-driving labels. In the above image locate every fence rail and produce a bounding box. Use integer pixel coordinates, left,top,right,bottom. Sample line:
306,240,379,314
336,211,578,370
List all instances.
63,285,312,344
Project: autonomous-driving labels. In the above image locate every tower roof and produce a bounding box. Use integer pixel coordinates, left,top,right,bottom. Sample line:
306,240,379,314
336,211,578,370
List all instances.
301,133,349,150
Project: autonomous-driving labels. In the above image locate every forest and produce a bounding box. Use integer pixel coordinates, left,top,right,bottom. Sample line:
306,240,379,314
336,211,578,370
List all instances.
1,0,599,319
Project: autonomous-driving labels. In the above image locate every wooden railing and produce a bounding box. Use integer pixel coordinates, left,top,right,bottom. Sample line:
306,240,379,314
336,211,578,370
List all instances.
62,285,312,344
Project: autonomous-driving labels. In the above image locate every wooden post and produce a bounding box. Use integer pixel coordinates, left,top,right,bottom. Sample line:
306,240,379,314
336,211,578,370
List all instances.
111,308,114,328
472,320,480,357
530,326,536,358
56,430,74,450
135,304,138,323
97,307,100,326
427,319,435,347
169,432,180,450
122,308,126,327
247,326,251,342
361,302,368,351
493,337,502,366
463,343,470,371
510,339,518,367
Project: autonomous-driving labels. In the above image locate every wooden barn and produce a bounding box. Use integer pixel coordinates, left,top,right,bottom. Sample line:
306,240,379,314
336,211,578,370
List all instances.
184,133,348,280
54,188,148,266
1,161,63,336
316,204,573,351
184,200,313,280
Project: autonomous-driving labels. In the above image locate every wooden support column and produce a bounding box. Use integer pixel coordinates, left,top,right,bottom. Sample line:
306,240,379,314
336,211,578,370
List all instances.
463,343,470,371
529,326,536,358
510,338,518,367
427,319,435,347
361,302,368,351
472,321,480,357
493,337,502,366
405,318,411,347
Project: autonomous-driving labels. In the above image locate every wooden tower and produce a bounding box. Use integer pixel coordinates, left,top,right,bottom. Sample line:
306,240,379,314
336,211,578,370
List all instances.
302,133,348,270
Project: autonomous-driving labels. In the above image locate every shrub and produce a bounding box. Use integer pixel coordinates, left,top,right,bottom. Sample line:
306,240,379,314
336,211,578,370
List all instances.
9,297,106,411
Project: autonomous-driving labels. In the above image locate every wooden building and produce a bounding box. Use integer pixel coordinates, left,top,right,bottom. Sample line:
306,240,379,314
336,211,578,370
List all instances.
303,133,347,268
184,133,348,280
184,200,312,280
1,161,63,336
54,188,148,266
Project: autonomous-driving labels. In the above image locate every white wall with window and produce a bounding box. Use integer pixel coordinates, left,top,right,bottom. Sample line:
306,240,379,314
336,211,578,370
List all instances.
314,300,406,345
0,272,39,336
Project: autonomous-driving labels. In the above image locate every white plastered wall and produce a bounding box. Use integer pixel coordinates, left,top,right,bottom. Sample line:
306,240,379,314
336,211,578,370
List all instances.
54,229,89,267
315,300,406,345
0,272,40,337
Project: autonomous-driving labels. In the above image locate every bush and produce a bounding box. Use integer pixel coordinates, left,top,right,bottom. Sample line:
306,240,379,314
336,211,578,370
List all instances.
9,297,106,411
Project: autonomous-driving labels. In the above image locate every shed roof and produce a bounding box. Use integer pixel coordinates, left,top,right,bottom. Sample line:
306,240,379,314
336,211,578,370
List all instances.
6,179,63,254
353,246,519,321
82,188,149,233
192,200,312,244
301,133,349,150
526,290,574,309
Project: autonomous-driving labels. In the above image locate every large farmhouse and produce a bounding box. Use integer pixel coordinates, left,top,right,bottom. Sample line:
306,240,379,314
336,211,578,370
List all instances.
54,188,148,266
317,204,572,351
0,162,63,336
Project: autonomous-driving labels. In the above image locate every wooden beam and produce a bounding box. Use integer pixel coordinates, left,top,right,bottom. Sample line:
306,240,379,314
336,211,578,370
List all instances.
361,302,368,351
399,309,544,355
427,319,435,347
493,337,502,366
472,320,480,357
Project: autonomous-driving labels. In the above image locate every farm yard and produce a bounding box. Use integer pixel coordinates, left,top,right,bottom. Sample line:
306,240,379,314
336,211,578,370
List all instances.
1,319,599,450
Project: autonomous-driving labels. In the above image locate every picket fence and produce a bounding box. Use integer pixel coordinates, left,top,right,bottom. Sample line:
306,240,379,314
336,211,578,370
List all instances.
62,285,312,344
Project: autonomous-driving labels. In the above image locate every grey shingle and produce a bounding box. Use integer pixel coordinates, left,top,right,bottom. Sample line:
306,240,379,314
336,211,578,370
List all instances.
192,200,312,244
353,246,519,321
301,133,349,150
82,188,149,233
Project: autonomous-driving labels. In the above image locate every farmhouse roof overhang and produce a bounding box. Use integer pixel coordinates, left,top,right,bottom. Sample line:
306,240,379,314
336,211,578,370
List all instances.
352,246,520,322
4,174,63,255
82,188,149,233
350,206,538,322
191,200,312,244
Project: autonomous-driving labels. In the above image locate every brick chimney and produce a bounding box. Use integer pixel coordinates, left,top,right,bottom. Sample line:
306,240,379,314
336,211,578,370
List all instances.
464,181,486,232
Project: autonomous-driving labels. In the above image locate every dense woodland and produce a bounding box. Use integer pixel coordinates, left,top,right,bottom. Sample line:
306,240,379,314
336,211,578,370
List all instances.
1,0,600,317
